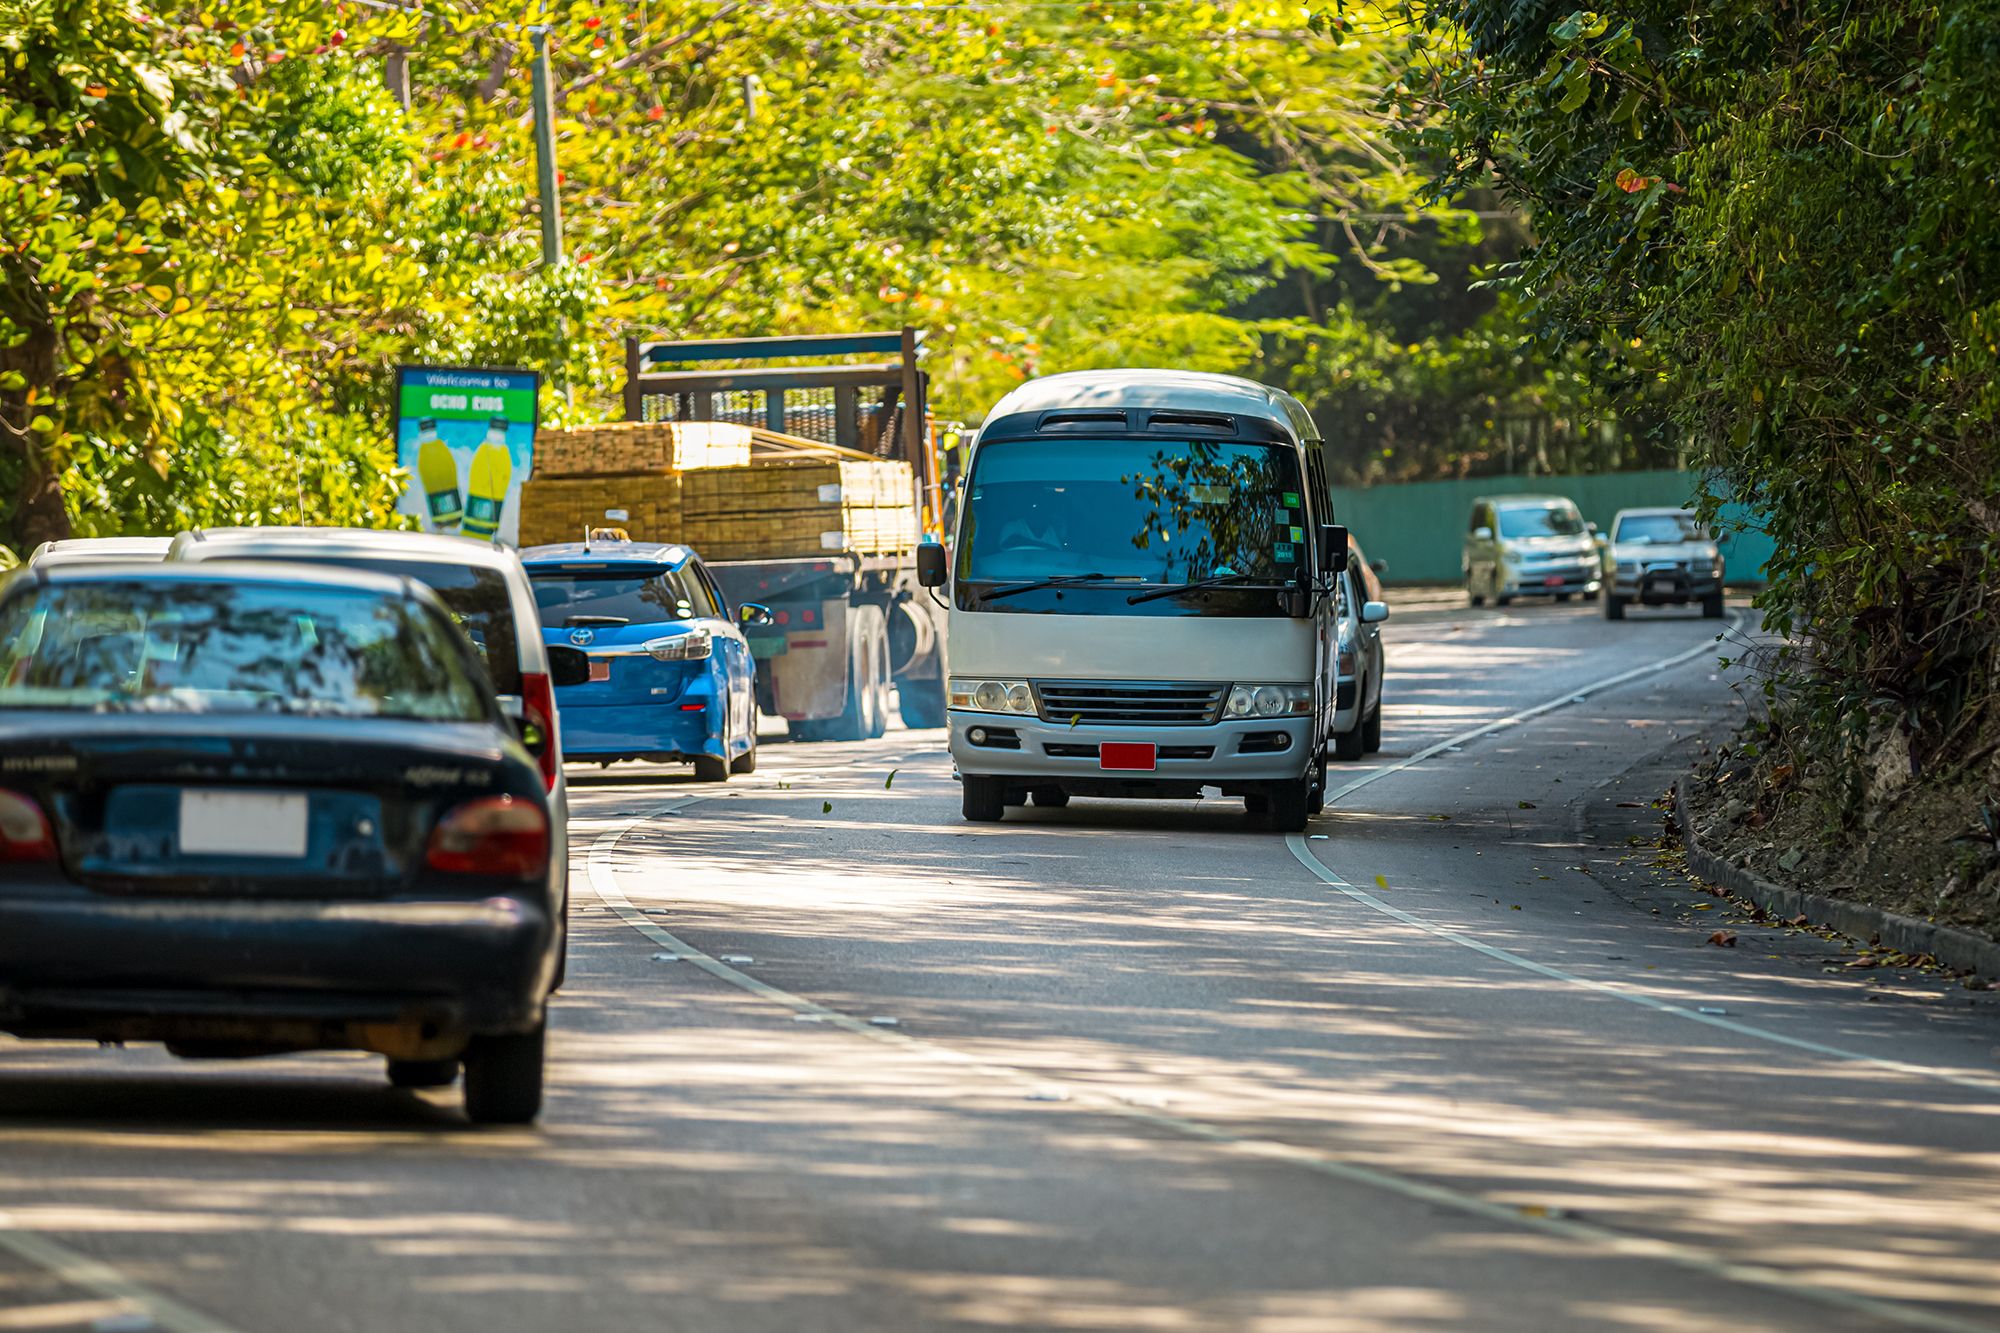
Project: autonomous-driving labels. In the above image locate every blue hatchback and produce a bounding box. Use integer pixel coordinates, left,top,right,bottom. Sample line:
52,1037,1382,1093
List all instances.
521,542,769,781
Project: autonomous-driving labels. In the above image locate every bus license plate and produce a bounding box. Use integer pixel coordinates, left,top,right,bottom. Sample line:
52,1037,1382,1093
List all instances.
1100,742,1157,771
1542,575,1564,586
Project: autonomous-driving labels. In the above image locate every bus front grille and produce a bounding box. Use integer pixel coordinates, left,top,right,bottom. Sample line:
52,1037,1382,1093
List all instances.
1033,681,1225,727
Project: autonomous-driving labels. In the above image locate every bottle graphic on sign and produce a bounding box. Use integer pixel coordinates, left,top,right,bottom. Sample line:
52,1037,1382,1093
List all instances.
415,419,463,532
461,417,513,540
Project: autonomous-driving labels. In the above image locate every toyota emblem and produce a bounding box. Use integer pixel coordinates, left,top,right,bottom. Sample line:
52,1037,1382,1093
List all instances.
568,627,595,646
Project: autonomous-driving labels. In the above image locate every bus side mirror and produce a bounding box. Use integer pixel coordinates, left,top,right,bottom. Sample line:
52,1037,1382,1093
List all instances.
917,540,948,588
1318,524,1348,574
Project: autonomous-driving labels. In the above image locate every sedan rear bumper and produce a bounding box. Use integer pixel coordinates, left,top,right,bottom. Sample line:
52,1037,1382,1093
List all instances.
556,700,721,760
0,892,554,1045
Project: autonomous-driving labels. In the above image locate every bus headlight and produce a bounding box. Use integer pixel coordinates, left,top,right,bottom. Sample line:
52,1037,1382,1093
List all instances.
950,677,1036,715
1225,683,1312,718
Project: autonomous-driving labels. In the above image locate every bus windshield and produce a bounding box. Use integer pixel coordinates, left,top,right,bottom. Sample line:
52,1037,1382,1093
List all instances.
957,438,1309,587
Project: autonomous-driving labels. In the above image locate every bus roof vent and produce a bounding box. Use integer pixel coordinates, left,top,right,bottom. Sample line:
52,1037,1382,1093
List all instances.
1037,410,1130,431
1145,410,1234,434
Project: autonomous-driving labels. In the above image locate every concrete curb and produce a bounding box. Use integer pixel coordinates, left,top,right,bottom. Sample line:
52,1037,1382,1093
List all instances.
1674,778,2000,980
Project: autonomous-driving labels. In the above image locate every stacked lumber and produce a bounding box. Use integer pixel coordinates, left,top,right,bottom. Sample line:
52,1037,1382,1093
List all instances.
518,421,917,559
680,458,918,561
517,473,683,549
535,421,752,477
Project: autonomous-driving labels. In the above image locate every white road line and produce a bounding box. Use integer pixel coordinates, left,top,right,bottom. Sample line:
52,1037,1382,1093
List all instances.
1285,837,2000,1095
588,796,1990,1333
1327,612,1744,805
0,1223,245,1333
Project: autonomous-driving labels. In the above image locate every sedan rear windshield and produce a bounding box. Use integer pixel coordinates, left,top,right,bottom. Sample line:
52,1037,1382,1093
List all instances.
1497,505,1586,538
531,568,716,628
0,580,492,719
232,557,522,695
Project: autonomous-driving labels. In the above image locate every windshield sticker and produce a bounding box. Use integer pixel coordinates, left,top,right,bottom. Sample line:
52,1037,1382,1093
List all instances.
1274,542,1296,563
1289,525,1305,543
1275,509,1291,525
1282,491,1300,508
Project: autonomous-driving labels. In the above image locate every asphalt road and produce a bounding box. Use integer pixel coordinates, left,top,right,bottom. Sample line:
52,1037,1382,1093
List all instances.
5,596,2000,1333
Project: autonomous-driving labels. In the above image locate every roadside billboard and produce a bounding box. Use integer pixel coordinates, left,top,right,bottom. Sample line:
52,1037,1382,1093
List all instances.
393,366,539,545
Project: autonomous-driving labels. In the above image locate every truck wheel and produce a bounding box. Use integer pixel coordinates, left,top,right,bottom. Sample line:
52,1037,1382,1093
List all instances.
1702,592,1725,619
462,1023,545,1126
897,672,948,730
962,775,1006,822
825,606,889,742
1362,699,1383,754
1603,594,1627,621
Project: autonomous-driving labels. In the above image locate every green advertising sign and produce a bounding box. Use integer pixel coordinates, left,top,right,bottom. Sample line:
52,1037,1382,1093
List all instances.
393,365,540,546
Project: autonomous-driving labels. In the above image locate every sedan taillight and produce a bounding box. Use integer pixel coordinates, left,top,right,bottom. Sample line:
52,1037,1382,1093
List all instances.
426,796,550,879
0,789,56,863
520,670,560,791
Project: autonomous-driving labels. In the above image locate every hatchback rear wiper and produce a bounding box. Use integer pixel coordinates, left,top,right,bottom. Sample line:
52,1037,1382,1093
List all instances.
564,615,630,627
1126,573,1290,606
978,572,1122,603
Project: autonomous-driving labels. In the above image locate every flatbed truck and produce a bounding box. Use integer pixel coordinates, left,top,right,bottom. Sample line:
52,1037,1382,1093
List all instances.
621,329,948,740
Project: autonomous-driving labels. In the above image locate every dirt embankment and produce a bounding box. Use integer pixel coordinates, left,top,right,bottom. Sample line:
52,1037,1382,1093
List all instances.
1684,714,2000,945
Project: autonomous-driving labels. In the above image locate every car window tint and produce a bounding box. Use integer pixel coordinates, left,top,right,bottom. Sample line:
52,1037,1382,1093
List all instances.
226,557,522,695
530,568,710,628
0,579,490,719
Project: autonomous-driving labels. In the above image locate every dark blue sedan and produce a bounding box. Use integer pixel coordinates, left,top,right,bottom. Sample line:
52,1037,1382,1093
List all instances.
521,541,768,781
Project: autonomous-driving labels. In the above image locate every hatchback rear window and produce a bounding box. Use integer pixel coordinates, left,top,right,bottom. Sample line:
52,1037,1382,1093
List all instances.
0,579,491,720
237,557,522,695
530,568,716,628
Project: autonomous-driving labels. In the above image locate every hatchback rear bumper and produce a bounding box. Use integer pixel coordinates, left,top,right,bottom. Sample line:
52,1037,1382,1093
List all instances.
0,892,554,1046
555,700,721,761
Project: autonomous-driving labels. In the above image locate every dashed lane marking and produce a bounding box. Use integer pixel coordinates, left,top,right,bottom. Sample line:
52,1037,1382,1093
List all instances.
0,1223,245,1333
589,777,1990,1333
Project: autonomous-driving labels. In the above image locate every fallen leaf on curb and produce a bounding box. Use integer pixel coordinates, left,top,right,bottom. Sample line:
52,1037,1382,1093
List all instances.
1517,801,1536,810
1617,801,1647,809
884,770,899,789
1374,875,1389,889
1788,913,1809,927
1708,930,1737,947
1069,713,1082,729
1427,814,1452,822
1964,979,1996,992
822,800,833,814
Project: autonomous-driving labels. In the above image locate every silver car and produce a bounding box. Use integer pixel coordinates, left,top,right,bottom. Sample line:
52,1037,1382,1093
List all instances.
1601,507,1725,620
1331,543,1388,761
1463,495,1602,606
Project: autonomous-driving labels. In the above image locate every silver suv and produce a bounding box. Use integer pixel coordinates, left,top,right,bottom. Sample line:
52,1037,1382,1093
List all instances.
1463,495,1601,606
1601,507,1725,620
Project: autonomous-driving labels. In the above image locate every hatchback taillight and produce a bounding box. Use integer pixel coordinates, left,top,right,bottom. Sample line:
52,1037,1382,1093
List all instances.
425,796,550,879
520,670,560,791
0,789,57,863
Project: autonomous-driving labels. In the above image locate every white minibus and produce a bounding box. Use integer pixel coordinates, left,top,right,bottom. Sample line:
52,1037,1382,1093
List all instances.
916,370,1366,831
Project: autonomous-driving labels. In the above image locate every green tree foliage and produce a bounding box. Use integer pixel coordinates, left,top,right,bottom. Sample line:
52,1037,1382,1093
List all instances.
1,0,1615,550
1343,0,2000,778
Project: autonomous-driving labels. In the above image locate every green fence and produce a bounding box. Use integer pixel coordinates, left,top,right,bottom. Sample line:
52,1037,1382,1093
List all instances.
1329,470,1774,587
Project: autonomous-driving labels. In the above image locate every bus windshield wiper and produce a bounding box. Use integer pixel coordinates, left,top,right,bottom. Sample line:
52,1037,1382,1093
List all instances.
978,572,1120,603
1125,573,1290,606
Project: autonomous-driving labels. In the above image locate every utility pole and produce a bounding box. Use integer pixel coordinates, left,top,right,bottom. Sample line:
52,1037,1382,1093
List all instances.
530,26,563,267
383,45,410,110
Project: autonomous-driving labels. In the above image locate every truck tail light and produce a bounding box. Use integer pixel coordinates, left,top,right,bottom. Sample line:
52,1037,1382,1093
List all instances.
0,789,57,863
426,796,550,879
520,671,561,791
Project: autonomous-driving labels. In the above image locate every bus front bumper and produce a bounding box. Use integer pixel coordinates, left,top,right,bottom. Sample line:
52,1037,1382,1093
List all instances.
949,712,1313,787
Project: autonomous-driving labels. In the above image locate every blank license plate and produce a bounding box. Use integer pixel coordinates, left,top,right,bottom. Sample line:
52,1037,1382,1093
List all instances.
588,659,611,682
1100,742,1158,772
179,791,308,857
